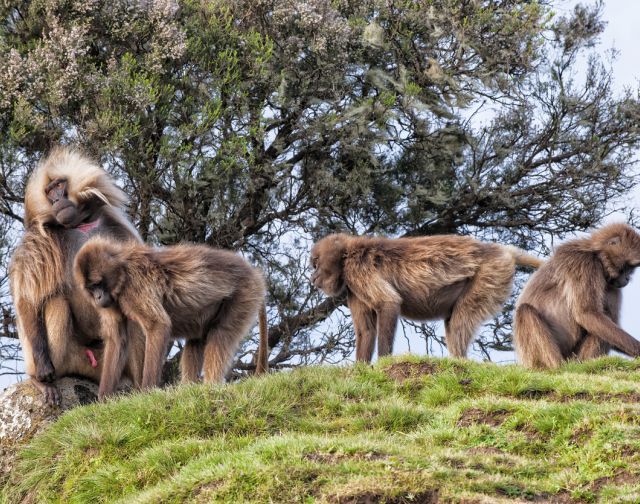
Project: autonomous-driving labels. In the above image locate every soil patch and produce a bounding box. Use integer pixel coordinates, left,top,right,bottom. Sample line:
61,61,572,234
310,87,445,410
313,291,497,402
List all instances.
559,391,640,403
569,425,592,446
385,362,438,382
516,388,554,400
192,480,222,498
561,391,591,402
304,451,389,464
332,489,439,504
590,471,640,493
457,408,511,428
442,457,465,469
617,444,639,458
511,388,640,403
533,492,574,503
513,423,545,441
492,484,575,502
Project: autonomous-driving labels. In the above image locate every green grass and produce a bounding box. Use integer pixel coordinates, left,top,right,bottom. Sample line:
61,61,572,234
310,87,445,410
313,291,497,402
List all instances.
3,355,640,503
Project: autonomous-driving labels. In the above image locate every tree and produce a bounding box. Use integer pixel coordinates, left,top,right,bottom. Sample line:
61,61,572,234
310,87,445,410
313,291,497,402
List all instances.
1,0,638,379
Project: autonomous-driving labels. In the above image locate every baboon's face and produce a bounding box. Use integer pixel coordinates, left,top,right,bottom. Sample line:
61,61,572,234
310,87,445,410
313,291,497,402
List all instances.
86,278,114,308
45,178,78,226
77,248,119,308
45,177,104,228
602,230,640,288
624,241,640,271
609,264,635,288
310,236,346,297
616,236,640,267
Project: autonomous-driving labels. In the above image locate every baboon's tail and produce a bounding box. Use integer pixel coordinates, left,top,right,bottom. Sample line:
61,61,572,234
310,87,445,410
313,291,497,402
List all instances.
255,303,269,375
503,245,544,269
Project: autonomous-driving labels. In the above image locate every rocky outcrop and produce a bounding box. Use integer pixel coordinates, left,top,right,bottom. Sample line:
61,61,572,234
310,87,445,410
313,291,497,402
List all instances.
0,378,98,482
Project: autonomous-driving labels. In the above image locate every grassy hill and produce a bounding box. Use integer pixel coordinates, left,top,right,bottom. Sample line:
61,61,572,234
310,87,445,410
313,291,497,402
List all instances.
3,356,640,503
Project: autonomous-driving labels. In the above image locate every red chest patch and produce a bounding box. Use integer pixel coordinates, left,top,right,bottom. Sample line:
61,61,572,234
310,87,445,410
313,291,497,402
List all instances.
76,220,100,234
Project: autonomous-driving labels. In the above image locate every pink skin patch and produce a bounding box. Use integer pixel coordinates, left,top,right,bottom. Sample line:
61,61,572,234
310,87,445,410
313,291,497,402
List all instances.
85,349,98,368
76,220,100,233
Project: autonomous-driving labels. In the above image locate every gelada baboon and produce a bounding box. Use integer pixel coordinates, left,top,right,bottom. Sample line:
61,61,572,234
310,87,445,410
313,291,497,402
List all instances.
9,147,144,405
73,236,269,397
310,233,542,361
514,223,640,368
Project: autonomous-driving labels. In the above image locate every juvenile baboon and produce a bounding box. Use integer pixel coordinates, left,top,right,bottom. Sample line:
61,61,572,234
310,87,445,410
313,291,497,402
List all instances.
514,223,640,368
310,233,542,361
9,147,144,405
74,236,269,397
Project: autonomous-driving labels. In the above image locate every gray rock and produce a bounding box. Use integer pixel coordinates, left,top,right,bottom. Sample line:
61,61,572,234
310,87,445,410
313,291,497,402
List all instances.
0,377,98,482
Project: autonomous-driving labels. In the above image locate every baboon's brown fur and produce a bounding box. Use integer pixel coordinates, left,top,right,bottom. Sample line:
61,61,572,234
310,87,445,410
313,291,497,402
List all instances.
74,237,269,397
514,223,640,368
310,233,542,361
9,147,144,405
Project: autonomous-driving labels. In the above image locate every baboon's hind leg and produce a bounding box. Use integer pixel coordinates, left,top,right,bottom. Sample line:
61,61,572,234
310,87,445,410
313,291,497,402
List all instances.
445,262,514,358
203,294,261,383
122,321,145,388
45,296,103,380
514,303,564,369
181,339,205,383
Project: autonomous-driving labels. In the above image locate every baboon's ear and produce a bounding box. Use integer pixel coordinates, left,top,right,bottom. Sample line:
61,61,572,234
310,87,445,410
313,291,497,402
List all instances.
607,236,621,246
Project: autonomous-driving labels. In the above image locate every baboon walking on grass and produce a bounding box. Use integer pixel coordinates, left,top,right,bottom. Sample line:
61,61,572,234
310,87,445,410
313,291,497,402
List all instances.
310,233,542,361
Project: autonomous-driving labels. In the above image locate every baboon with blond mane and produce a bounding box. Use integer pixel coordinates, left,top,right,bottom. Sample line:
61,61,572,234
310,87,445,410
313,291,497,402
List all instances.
74,236,269,398
514,223,640,368
9,147,145,405
310,233,542,361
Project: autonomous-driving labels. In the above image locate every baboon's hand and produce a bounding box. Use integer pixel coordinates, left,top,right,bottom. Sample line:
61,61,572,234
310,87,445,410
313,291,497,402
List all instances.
31,378,61,406
43,383,61,406
35,358,56,383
